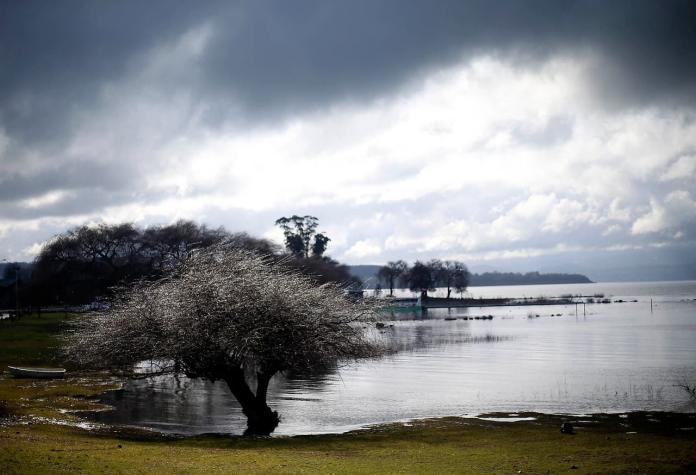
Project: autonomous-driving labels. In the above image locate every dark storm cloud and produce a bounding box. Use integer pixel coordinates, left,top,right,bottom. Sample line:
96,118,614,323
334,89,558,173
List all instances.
0,188,133,220
1,0,695,147
0,0,219,144
0,161,139,203
180,0,696,121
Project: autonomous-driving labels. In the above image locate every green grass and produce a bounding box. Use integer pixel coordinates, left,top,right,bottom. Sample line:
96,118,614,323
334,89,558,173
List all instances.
0,312,695,473
1,413,695,474
0,312,75,367
0,312,119,419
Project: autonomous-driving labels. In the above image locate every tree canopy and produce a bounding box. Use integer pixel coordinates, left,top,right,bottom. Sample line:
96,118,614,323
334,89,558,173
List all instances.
23,219,357,308
64,245,384,435
275,215,330,258
405,261,435,298
432,260,470,298
31,221,279,305
287,255,362,288
377,260,409,296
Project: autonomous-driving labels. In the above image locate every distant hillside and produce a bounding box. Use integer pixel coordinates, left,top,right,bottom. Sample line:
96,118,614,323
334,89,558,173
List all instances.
348,265,382,285
349,265,592,288
470,271,592,286
0,262,33,285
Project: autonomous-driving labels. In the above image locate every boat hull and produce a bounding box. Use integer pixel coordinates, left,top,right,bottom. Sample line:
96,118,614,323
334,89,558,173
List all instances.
7,366,66,379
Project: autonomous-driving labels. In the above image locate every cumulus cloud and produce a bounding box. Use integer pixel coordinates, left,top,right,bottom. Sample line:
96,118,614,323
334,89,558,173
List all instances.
661,154,696,181
1,1,696,278
344,240,382,259
632,191,696,235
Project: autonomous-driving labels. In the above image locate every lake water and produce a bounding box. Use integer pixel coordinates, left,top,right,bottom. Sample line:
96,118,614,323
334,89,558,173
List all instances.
90,281,696,436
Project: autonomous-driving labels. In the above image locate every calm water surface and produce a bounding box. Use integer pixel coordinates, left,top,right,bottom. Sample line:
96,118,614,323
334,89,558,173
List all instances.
92,281,696,435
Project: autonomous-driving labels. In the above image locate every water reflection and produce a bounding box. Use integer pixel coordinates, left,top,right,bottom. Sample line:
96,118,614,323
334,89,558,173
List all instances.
382,320,512,353
90,283,696,436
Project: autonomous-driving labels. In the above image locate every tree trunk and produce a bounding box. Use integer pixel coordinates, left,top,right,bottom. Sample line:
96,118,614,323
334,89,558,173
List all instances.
224,368,279,436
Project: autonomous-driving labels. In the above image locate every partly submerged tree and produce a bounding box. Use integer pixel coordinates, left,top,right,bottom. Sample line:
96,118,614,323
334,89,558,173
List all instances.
450,262,470,299
377,260,409,296
63,244,384,435
433,260,470,299
427,259,445,292
405,261,435,299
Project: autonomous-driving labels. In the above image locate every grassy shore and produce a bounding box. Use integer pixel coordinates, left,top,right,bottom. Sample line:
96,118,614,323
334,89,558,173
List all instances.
1,313,695,474
0,312,75,367
0,313,120,420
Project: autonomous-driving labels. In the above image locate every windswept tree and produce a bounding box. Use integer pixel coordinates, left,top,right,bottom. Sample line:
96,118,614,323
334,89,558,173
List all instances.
377,260,409,296
405,261,435,299
64,245,385,436
275,215,330,258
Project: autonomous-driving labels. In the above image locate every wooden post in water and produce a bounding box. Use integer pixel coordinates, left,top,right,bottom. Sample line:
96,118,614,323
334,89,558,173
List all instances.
650,298,653,313
583,302,586,316
575,302,578,317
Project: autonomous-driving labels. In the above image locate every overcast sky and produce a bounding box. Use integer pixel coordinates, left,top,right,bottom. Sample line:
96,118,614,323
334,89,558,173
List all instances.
1,1,695,280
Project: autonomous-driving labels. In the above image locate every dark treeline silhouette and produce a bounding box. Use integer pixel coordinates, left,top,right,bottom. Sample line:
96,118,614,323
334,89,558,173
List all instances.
376,259,470,299
286,255,360,288
29,221,277,306
470,271,592,286
0,262,32,311
352,265,592,289
2,219,359,309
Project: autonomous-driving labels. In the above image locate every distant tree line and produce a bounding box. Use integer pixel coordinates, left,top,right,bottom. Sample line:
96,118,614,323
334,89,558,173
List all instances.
469,271,592,286
373,263,592,297
1,217,360,309
377,259,470,299
362,266,593,294
0,262,32,311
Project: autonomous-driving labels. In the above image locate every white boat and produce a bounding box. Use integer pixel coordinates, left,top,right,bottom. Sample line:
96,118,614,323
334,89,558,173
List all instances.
7,366,66,379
